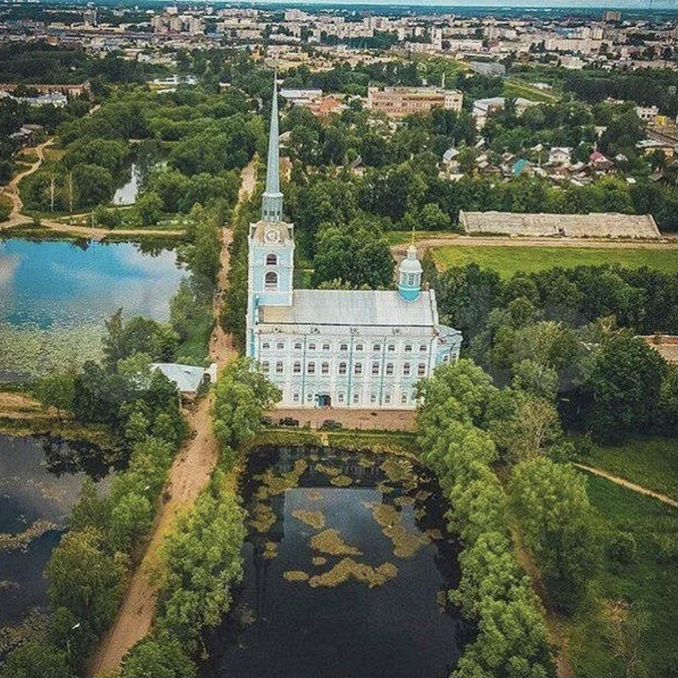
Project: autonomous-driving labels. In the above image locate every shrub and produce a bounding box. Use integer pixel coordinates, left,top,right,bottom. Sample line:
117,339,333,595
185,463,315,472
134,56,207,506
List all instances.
607,530,638,565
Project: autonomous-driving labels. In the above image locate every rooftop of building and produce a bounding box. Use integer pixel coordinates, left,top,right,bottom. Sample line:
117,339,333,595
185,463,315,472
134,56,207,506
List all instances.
459,210,661,239
260,289,438,328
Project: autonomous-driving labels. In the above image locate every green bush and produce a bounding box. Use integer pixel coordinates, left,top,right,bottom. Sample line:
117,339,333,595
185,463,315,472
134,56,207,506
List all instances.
607,530,638,565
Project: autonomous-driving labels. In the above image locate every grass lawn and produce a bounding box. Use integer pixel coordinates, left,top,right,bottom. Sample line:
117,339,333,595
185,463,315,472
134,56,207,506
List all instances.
431,244,677,278
565,474,677,678
583,437,677,499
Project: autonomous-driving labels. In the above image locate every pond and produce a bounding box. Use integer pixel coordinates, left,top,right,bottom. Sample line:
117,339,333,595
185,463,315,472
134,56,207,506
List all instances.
0,239,186,379
0,433,116,637
112,163,143,206
202,446,472,678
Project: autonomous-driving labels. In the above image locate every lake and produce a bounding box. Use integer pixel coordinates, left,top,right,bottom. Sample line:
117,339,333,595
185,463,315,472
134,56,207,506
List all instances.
202,446,472,678
0,239,185,330
0,434,116,637
0,239,186,379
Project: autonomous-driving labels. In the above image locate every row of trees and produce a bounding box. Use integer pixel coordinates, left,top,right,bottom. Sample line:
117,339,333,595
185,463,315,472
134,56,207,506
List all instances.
417,360,556,677
117,359,280,677
418,356,612,670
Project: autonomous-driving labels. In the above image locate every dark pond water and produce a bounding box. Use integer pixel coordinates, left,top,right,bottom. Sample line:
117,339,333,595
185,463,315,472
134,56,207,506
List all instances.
202,446,472,678
0,434,116,631
0,239,186,330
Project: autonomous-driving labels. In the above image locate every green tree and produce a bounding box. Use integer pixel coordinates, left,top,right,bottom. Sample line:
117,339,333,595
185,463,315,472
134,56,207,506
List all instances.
212,358,280,454
585,335,667,441
33,372,76,418
509,457,600,611
47,528,127,634
108,492,153,553
135,191,164,227
312,215,394,289
0,640,71,678
120,635,196,678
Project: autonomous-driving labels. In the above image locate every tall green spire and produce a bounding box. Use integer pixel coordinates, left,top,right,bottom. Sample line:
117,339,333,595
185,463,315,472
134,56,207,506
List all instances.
261,71,283,222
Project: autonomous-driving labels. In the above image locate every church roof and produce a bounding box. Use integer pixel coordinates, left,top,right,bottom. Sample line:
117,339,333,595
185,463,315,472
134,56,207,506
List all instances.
260,289,437,328
250,219,294,244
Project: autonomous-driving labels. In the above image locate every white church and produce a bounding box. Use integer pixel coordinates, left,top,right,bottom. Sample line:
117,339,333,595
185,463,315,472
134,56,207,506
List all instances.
246,77,462,410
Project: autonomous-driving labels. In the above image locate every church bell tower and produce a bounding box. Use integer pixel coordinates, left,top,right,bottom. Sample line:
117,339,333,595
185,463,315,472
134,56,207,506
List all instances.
246,73,295,357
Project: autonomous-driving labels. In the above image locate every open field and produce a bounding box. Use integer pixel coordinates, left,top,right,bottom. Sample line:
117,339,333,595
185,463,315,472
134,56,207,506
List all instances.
430,244,678,278
566,474,677,678
583,437,677,500
504,78,561,103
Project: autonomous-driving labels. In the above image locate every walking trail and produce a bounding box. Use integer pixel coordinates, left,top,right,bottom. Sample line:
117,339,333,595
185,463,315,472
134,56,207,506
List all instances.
88,158,256,677
0,133,183,240
573,463,678,508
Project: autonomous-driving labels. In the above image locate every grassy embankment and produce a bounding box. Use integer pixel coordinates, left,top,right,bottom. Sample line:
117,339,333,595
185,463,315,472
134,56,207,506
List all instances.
430,244,678,278
539,436,678,677
566,469,677,677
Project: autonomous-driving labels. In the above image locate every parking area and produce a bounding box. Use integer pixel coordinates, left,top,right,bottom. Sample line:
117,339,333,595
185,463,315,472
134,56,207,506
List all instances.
268,408,417,432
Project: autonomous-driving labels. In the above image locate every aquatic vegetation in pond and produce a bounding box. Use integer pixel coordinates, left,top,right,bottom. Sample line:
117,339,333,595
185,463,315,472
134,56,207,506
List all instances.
262,541,278,560
0,520,58,553
283,570,309,582
310,528,362,557
329,474,352,487
291,510,326,530
201,446,470,678
307,558,398,589
364,502,429,559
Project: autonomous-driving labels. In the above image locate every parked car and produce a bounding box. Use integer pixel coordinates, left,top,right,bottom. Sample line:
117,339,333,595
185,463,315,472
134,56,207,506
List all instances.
320,419,343,431
279,417,299,427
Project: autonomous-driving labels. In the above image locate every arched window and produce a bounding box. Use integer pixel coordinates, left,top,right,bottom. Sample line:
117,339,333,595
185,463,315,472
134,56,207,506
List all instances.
266,253,278,266
264,271,278,291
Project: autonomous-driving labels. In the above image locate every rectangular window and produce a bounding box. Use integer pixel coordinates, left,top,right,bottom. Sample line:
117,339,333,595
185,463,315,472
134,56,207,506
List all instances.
404,344,412,352
292,392,300,403
339,362,347,375
373,344,381,352
337,393,345,403
401,393,408,404
370,394,377,403
355,344,364,351
418,363,426,376
387,344,396,352
276,341,285,350
308,343,316,351
262,342,270,350
372,362,380,376
419,344,427,352
261,361,270,373
294,341,302,350
322,343,330,351
307,362,315,375
353,393,360,404
340,343,348,351
293,362,301,374
276,361,284,374
354,363,362,375
321,362,329,375
385,393,391,404
403,363,411,376
386,363,394,376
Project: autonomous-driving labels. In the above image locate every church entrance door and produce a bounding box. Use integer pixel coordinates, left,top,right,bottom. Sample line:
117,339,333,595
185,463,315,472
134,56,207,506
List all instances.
318,394,332,408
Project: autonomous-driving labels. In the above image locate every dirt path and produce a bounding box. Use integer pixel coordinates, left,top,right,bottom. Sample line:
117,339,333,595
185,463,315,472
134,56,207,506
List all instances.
573,463,678,509
511,525,574,678
391,234,676,259
88,158,255,677
1,138,54,228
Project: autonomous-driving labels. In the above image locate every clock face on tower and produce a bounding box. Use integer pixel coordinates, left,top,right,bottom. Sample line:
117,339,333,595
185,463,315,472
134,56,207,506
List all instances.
265,229,280,244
